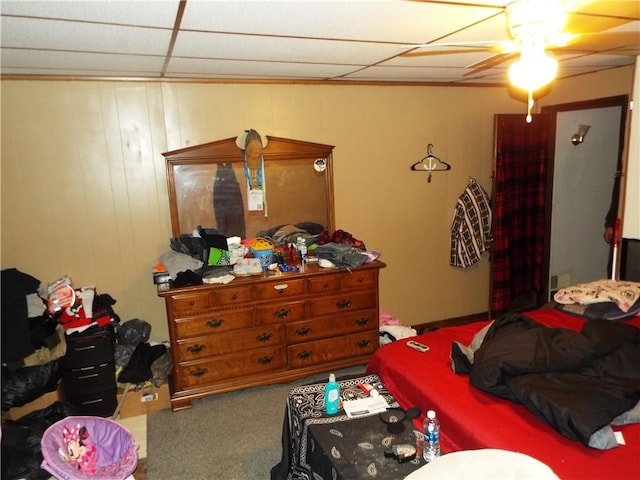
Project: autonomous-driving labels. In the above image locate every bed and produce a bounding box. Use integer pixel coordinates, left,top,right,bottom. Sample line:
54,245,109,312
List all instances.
366,306,640,480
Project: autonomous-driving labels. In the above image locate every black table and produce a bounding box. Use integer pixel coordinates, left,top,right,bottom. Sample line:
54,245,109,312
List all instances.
271,373,425,480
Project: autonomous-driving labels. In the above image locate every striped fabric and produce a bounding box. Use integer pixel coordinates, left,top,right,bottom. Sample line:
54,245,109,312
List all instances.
450,178,492,268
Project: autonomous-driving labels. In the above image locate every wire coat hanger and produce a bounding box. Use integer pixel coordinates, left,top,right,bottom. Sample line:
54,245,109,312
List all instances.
410,144,451,182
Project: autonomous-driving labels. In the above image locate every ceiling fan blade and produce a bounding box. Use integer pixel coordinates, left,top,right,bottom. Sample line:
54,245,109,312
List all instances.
550,31,640,55
463,51,519,77
404,40,505,49
400,47,499,58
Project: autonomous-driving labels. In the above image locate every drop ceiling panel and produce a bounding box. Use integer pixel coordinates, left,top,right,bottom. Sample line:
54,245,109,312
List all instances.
0,0,638,83
0,0,179,27
172,31,402,64
342,65,496,83
180,0,503,44
166,57,360,79
383,50,503,68
558,52,639,68
1,17,172,55
1,50,165,76
419,11,509,45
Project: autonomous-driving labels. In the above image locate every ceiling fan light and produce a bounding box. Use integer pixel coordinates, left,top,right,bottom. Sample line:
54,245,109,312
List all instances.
508,50,558,91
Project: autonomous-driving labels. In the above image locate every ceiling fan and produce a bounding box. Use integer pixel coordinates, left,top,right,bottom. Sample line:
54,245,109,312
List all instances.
402,0,639,121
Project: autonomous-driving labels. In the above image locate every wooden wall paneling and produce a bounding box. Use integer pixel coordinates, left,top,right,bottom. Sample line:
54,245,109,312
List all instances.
1,69,634,342
147,84,172,250
69,82,117,283
160,83,183,151
38,84,92,280
111,83,161,310
95,81,137,296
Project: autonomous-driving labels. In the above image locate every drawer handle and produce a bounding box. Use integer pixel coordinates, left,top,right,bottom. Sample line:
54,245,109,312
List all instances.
231,294,238,300
295,327,311,336
189,367,208,377
357,339,372,348
274,284,289,293
358,277,365,283
187,344,206,354
257,333,273,342
189,300,195,306
296,350,313,359
337,299,352,309
82,398,104,405
77,373,99,380
207,319,225,328
258,356,274,364
323,282,329,288
275,308,291,318
356,317,370,326
75,345,96,351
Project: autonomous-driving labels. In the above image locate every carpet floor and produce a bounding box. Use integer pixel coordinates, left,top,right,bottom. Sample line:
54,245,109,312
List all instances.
147,366,366,480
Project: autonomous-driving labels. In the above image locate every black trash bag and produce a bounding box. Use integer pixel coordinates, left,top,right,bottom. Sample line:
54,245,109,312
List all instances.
117,319,151,347
118,342,167,384
1,360,62,410
1,400,79,480
150,348,173,387
114,343,136,369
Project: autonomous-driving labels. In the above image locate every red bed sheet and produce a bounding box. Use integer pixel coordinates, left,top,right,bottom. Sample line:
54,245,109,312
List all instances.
367,308,640,480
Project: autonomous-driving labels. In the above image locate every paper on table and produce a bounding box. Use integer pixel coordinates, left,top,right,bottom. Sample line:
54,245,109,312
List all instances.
342,395,390,418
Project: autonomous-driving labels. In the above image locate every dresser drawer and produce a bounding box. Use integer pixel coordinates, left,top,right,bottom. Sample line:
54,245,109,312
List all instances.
63,332,114,368
254,301,306,326
63,362,116,395
176,347,285,388
286,309,377,344
287,330,378,368
158,260,386,411
176,325,284,361
169,290,212,315
174,309,253,338
342,269,377,289
212,286,252,306
66,388,117,417
307,274,342,294
254,279,305,301
309,291,376,317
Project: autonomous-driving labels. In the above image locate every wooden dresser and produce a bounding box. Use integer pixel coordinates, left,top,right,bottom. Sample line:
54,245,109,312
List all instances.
158,260,384,411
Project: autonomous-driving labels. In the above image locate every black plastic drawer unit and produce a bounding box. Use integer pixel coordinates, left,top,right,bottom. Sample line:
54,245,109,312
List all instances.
62,326,116,417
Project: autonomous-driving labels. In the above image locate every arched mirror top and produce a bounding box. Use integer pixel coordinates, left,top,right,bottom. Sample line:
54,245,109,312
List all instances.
163,136,335,239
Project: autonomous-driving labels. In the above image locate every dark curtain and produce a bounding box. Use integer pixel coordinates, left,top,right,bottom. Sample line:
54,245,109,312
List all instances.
491,114,550,314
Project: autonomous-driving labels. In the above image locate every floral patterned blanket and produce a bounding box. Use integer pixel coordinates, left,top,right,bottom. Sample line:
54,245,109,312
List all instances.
554,279,640,313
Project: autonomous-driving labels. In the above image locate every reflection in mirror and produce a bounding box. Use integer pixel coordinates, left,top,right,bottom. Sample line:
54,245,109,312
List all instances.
164,136,335,240
172,159,329,237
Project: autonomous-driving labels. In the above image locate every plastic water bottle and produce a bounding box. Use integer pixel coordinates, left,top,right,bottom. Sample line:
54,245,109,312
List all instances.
423,409,441,462
324,373,340,414
296,237,307,261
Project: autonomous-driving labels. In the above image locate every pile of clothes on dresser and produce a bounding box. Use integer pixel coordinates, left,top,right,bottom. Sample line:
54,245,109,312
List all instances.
156,223,380,288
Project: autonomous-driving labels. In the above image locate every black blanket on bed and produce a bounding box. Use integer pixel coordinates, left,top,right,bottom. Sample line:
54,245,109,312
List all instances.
469,314,640,446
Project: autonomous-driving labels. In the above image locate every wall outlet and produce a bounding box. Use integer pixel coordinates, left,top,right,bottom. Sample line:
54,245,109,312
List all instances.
557,273,572,289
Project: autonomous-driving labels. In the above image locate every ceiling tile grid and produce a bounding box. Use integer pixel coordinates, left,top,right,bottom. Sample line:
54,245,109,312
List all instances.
1,0,638,84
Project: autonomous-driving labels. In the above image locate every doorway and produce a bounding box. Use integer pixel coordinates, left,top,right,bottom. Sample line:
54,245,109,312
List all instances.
489,95,628,317
543,96,628,297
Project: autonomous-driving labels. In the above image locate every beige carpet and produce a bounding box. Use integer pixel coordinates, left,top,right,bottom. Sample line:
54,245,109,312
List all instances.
147,366,366,480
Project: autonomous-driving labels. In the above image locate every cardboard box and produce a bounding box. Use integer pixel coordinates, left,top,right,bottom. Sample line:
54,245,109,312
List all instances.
3,382,63,421
115,383,171,418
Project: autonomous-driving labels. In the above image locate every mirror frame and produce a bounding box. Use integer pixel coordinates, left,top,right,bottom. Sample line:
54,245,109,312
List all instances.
163,136,335,238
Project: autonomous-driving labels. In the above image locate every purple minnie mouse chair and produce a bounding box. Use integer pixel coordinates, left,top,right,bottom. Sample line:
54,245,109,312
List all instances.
40,415,138,480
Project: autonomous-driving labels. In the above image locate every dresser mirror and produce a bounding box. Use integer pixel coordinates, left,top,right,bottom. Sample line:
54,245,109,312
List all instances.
163,136,335,239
